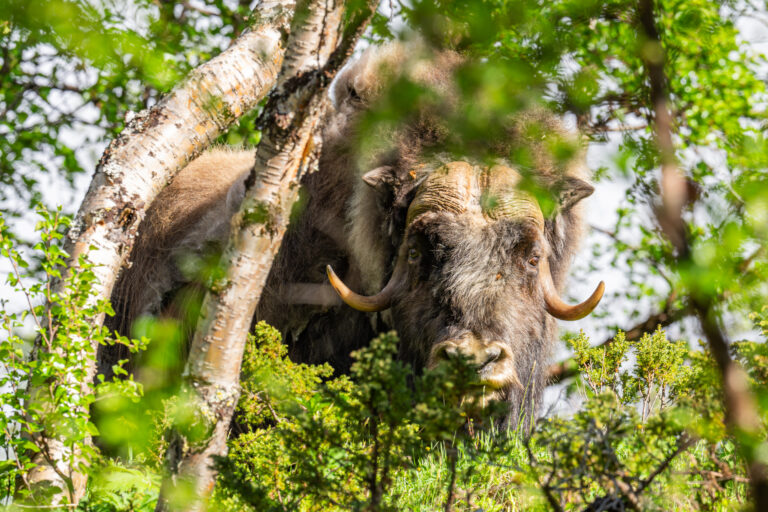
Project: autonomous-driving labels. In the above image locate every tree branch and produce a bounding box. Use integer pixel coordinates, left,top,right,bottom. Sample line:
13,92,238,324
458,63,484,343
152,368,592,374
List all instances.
154,1,378,510
21,1,296,505
637,0,768,509
636,433,694,494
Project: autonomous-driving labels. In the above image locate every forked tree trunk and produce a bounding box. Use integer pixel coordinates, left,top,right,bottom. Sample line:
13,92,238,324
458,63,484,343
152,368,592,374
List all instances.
23,1,296,505
154,1,378,510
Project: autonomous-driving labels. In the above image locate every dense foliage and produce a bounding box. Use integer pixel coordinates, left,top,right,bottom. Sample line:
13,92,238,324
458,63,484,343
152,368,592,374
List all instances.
0,204,766,508
0,210,144,503
1,0,768,510
0,0,261,218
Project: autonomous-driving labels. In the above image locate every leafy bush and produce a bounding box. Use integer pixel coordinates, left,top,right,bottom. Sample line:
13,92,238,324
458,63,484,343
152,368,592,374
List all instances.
208,326,759,511
213,324,494,511
0,209,145,505
528,329,743,511
3,212,765,510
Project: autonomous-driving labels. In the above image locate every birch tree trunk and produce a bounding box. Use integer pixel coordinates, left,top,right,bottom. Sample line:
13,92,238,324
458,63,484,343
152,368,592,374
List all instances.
154,1,378,510
23,1,296,505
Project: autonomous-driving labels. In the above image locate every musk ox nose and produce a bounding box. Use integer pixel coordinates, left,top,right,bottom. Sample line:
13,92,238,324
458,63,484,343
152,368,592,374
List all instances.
428,335,521,392
433,342,502,369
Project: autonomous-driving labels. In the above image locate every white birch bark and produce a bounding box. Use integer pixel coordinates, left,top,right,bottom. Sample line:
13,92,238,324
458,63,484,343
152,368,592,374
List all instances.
23,1,296,505
154,1,379,510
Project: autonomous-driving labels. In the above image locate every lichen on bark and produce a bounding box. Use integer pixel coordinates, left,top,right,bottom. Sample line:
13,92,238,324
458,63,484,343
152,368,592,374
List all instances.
155,1,379,510
22,1,298,505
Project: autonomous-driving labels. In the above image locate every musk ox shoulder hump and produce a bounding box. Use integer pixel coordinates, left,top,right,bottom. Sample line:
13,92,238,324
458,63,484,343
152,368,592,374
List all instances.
144,147,253,249
110,147,253,332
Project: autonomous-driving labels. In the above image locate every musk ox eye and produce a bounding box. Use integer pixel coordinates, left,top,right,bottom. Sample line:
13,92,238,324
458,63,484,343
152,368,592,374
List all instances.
408,247,421,262
528,256,540,267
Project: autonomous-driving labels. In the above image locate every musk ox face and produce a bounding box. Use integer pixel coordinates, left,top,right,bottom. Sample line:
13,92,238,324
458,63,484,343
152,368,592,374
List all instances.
327,160,604,412
395,212,547,402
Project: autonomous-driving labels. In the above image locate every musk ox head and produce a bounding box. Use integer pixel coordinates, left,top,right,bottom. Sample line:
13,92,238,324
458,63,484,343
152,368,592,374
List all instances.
326,161,603,413
322,44,603,421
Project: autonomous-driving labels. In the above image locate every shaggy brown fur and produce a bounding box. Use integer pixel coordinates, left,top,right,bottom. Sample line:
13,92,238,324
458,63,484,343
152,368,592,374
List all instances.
104,43,595,424
108,149,253,332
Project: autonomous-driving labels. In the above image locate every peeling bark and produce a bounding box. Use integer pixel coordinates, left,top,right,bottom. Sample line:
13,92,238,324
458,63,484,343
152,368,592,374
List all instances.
154,1,378,511
23,1,296,505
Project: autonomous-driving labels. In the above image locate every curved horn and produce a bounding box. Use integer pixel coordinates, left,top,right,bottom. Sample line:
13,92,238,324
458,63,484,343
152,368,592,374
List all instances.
326,258,407,312
540,258,604,321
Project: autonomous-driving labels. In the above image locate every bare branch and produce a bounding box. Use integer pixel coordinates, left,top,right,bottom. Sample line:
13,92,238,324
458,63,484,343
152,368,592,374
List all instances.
443,447,458,512
525,439,565,512
182,1,219,16
586,123,648,135
636,434,694,494
21,1,296,504
154,1,379,510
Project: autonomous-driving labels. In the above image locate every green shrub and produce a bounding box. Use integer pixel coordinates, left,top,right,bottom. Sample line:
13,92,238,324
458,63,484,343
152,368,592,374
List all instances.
213,325,495,511
0,208,145,505
2,209,764,511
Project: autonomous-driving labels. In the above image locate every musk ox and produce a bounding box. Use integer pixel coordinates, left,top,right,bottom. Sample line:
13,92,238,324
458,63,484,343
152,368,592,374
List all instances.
105,44,603,424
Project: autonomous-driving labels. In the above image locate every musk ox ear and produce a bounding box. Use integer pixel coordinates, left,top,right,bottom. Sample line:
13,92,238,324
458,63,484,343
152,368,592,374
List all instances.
557,176,594,212
362,166,397,189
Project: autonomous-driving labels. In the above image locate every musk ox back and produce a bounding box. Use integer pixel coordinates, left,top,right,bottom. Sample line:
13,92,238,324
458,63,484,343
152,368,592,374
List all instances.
106,43,603,424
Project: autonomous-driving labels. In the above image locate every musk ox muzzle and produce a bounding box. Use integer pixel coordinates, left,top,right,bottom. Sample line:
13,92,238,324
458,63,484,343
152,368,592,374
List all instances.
428,334,520,400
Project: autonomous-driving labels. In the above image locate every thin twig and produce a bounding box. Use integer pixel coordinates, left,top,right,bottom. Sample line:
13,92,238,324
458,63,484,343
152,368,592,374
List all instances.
525,439,565,512
6,254,47,346
11,504,77,509
182,1,219,16
443,447,458,512
637,434,694,494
